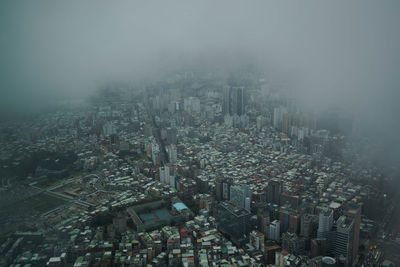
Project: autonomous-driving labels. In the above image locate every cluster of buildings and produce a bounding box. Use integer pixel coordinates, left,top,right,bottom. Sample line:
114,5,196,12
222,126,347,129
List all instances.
0,72,396,266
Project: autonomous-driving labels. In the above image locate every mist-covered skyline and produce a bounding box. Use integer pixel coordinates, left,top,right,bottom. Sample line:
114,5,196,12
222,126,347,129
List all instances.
1,1,400,158
2,2,400,264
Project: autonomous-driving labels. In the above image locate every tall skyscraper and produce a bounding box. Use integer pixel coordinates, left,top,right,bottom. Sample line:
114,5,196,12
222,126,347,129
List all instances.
279,208,290,233
166,127,177,145
167,144,177,165
215,178,223,201
282,112,291,134
301,214,318,238
334,215,354,267
317,208,334,255
245,197,251,211
230,184,251,209
273,107,281,129
279,207,300,234
258,210,271,234
267,179,282,205
222,180,230,200
151,143,160,166
344,204,361,263
169,174,175,188
217,201,251,246
273,106,287,130
268,220,280,242
223,86,245,116
159,166,170,185
223,86,231,116
232,87,245,116
317,208,333,238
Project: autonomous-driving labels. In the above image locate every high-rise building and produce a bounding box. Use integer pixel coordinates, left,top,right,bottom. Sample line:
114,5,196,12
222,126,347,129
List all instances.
217,201,251,246
177,178,197,201
273,107,287,130
223,86,231,116
267,179,282,205
223,86,245,116
344,204,361,263
279,207,300,234
334,216,354,267
273,107,281,129
289,211,301,234
301,213,318,251
216,178,231,201
159,166,170,185
169,175,175,189
258,209,271,234
232,87,245,116
151,143,160,166
301,214,318,238
222,180,230,200
245,197,251,211
167,144,177,165
267,203,280,221
317,208,333,238
282,112,292,134
215,178,223,201
230,184,251,209
166,127,177,145
317,208,334,255
268,220,280,242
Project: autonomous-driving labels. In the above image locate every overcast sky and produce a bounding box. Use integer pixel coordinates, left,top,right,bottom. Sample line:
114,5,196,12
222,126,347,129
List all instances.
1,1,400,159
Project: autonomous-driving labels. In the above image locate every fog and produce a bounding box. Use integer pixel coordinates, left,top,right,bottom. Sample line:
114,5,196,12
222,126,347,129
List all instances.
1,1,400,162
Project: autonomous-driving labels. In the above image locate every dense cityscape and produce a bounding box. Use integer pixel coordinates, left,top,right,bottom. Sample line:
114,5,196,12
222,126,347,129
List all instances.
1,70,399,266
2,1,400,267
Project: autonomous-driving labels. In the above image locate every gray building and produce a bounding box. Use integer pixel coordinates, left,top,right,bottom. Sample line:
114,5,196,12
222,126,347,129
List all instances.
268,220,280,242
217,201,251,246
317,208,334,254
229,184,250,209
223,86,246,116
334,215,354,267
267,179,282,205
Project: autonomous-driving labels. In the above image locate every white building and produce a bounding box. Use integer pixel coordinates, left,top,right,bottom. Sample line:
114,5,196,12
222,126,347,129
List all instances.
159,166,170,185
167,144,177,165
151,143,160,166
268,220,280,242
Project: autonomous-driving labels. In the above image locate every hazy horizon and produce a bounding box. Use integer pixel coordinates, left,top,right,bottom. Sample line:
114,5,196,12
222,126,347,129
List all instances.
1,0,400,162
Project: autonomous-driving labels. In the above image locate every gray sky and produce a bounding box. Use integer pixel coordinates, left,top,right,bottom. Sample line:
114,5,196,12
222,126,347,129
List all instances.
1,1,400,158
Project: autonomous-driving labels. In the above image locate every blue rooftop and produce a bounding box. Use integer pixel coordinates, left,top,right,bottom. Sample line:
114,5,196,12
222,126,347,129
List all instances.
173,202,188,211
